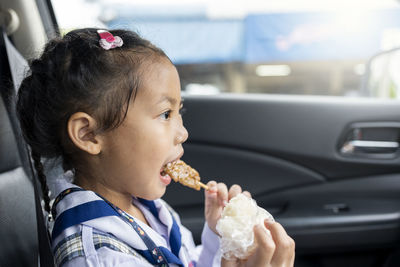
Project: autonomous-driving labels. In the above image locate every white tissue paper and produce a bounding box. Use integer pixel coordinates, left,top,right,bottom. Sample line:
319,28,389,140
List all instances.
216,193,274,260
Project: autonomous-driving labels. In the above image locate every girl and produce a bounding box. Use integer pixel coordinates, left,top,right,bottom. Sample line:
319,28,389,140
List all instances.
16,28,295,267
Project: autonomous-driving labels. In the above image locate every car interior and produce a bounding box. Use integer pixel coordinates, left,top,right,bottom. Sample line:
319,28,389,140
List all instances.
0,29,39,266
1,0,400,267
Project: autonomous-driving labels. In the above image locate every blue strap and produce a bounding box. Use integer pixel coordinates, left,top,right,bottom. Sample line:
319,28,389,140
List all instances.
169,219,182,258
52,200,118,240
138,198,182,259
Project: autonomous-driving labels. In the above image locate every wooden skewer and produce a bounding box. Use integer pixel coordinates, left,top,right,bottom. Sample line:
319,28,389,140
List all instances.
199,182,209,190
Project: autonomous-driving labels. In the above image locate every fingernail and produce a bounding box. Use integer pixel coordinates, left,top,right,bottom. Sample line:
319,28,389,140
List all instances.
208,185,217,192
264,220,274,226
223,200,228,206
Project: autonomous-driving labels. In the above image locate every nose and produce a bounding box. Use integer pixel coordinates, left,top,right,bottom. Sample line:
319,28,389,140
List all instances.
175,124,189,145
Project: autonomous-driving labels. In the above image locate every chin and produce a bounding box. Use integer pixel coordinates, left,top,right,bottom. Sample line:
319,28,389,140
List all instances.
140,188,166,201
154,188,167,200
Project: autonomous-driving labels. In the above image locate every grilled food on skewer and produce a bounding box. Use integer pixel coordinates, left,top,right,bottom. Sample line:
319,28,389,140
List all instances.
163,160,208,191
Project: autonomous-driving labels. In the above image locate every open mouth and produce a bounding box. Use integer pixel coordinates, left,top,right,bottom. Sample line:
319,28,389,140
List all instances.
159,160,178,186
160,160,178,176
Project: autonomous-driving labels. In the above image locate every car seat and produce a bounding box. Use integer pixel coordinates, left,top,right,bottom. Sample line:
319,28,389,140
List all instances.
0,78,38,266
0,28,54,267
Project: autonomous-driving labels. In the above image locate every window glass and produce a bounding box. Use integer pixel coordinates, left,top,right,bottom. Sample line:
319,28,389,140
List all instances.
51,0,400,98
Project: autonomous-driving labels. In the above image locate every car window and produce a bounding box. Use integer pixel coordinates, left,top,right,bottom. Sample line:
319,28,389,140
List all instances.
51,0,400,98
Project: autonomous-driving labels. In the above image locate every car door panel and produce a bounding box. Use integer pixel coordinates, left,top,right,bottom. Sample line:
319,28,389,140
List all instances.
163,93,400,260
178,94,400,177
266,178,400,253
182,143,325,195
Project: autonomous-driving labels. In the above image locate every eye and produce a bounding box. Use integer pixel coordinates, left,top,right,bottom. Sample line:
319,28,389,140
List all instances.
160,110,171,120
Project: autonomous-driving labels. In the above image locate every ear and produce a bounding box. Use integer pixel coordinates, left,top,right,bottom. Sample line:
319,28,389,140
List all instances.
67,112,102,155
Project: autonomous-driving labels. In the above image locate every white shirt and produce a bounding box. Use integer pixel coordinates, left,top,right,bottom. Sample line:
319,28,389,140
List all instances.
50,171,221,267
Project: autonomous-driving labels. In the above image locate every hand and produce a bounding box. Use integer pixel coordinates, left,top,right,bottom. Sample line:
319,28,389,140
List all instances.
221,220,295,267
204,181,251,235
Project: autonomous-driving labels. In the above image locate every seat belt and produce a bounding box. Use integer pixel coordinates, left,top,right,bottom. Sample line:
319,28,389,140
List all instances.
1,29,55,267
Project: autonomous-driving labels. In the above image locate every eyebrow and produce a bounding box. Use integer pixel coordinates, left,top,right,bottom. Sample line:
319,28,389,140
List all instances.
157,95,183,106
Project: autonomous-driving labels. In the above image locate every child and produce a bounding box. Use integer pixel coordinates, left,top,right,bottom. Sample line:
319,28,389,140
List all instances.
16,28,294,267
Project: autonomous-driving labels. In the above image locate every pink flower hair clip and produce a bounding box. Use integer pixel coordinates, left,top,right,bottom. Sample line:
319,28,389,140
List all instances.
97,30,123,50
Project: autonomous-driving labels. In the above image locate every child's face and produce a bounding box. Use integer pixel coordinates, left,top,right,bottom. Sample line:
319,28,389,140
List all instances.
100,59,188,200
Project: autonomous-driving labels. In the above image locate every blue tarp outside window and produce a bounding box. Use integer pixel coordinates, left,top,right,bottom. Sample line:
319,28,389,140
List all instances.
108,9,400,64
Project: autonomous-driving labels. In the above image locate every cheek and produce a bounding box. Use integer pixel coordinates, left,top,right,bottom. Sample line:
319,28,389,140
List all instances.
141,141,170,165
111,120,172,169
141,124,171,150
132,129,168,163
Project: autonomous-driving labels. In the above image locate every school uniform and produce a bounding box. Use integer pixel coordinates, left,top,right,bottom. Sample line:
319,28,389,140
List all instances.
50,171,221,267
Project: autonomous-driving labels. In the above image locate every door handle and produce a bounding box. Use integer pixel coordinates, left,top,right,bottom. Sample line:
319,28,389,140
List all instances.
338,122,400,158
341,140,399,154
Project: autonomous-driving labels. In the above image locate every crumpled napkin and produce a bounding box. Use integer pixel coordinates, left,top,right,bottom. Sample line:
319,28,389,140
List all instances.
216,193,274,260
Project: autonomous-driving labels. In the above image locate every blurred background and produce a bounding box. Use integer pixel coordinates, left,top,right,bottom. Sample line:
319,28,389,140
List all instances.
51,0,400,98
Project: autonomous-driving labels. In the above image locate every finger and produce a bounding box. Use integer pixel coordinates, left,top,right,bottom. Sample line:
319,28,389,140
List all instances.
205,181,218,203
251,223,276,265
265,221,295,266
242,190,251,199
206,181,218,193
204,181,222,234
217,183,229,206
228,184,242,200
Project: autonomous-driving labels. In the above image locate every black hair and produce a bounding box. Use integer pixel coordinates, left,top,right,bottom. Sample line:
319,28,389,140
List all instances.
16,28,169,215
